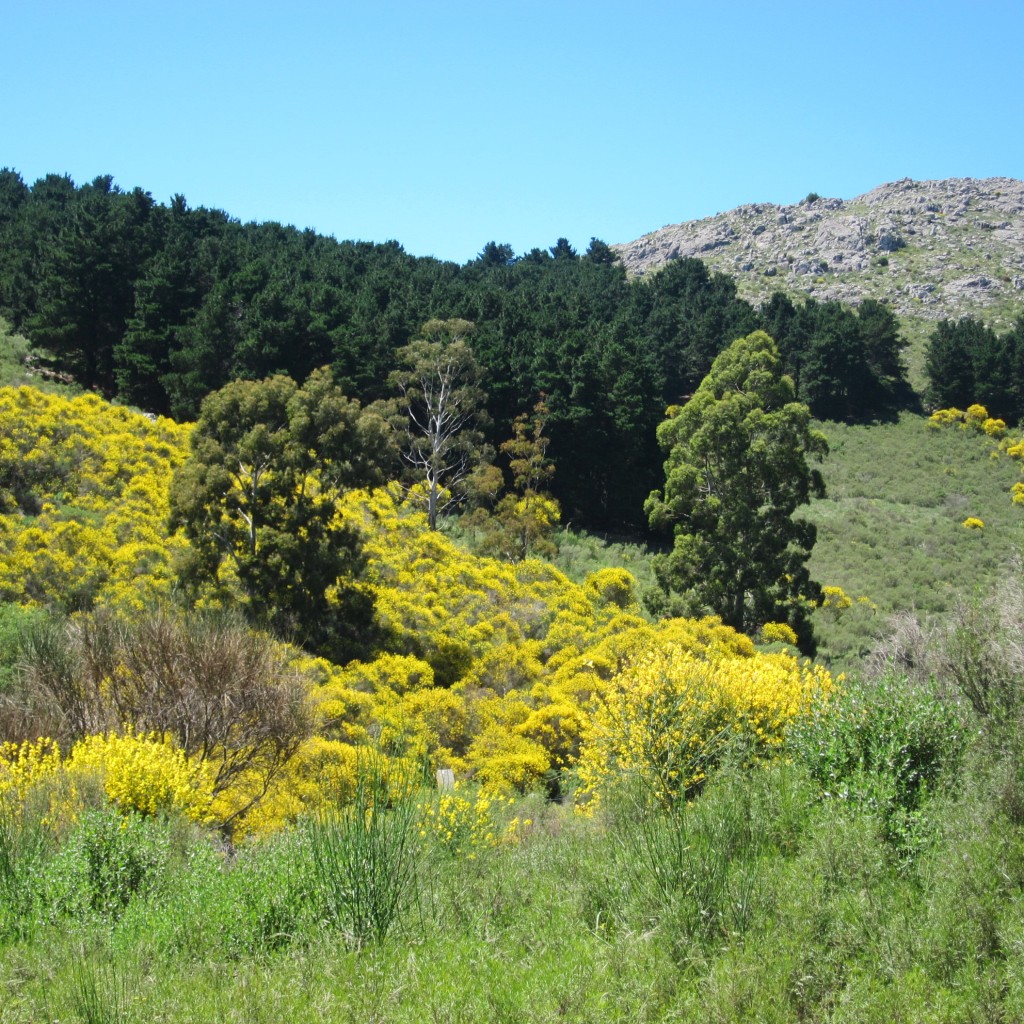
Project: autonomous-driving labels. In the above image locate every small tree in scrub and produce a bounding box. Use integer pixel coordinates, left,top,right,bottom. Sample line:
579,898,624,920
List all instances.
170,368,394,660
388,318,489,530
472,398,561,561
645,331,828,652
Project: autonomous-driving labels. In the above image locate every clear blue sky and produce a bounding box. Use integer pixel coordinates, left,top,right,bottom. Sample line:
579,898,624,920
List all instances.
4,1,1022,264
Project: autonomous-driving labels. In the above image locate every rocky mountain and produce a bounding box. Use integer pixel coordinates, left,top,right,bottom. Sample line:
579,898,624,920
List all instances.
613,177,1024,331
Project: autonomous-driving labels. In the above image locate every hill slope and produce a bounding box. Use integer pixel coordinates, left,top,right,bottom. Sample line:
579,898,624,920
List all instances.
613,177,1024,331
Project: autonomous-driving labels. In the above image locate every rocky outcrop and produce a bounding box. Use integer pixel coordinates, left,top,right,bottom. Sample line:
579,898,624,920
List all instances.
612,178,1024,326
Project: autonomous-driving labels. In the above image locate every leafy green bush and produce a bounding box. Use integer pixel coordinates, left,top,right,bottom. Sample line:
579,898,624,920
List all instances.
47,806,171,920
789,674,967,857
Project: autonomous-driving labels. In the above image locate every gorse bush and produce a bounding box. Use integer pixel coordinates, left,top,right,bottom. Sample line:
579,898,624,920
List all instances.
0,386,191,612
577,642,835,810
65,730,213,821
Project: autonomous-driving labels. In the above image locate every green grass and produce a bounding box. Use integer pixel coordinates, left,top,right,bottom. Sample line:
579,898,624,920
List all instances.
807,414,1024,670
4,721,1024,1024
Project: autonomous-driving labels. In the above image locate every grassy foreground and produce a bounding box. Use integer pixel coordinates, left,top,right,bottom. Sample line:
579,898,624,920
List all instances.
3,668,1024,1024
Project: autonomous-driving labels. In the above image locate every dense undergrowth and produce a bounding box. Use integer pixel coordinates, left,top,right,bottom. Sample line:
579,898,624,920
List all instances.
2,372,1024,1020
3,681,1023,1024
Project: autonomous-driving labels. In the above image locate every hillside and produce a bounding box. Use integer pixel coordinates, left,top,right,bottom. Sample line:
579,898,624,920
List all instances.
613,177,1024,356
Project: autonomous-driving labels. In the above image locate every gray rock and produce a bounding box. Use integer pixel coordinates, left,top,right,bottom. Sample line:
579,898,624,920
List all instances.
611,176,1024,323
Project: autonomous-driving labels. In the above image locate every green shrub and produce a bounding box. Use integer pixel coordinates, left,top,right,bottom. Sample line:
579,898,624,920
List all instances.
789,674,967,858
47,807,171,920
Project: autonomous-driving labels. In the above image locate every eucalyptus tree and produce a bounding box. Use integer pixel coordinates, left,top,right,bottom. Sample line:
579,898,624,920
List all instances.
389,318,488,529
645,331,828,652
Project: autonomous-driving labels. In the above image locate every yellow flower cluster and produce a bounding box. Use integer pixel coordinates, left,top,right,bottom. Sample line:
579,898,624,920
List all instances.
0,737,79,833
928,404,1006,438
577,644,835,809
962,517,985,530
0,737,63,805
819,585,854,610
0,386,191,609
65,729,214,821
416,787,532,858
760,622,798,645
416,790,497,857
2,731,214,829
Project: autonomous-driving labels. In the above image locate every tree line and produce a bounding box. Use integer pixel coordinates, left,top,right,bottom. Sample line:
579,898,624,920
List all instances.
925,315,1024,423
0,169,914,530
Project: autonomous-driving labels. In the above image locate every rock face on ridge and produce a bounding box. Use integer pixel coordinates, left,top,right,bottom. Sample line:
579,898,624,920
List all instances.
612,178,1024,327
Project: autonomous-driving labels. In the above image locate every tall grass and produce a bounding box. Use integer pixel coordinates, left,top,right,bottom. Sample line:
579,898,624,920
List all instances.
8,596,1024,1021
4,750,1024,1023
306,754,419,947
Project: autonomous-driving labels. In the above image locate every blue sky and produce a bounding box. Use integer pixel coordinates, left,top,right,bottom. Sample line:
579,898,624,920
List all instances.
4,1,1022,264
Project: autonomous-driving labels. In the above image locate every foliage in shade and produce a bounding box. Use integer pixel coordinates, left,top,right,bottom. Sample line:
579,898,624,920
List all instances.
169,369,395,661
925,316,1024,421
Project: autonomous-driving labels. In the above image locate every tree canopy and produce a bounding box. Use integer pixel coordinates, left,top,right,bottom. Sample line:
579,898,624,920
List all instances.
925,316,1024,422
645,331,828,652
0,168,917,530
169,368,395,661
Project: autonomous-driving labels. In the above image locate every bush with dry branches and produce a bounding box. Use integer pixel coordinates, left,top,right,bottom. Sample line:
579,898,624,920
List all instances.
4,607,313,831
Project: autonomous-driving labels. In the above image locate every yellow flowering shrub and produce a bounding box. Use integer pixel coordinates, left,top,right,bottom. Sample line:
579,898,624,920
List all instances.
0,386,191,609
928,405,1005,438
465,726,551,794
514,698,588,771
66,730,214,821
965,404,990,429
761,621,799,645
0,737,63,805
962,517,985,530
583,567,638,610
577,644,835,810
229,736,359,839
820,585,854,610
0,737,80,834
416,789,498,856
927,407,964,429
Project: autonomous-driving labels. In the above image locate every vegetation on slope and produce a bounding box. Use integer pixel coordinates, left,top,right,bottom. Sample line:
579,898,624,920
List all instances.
2,169,1024,1022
